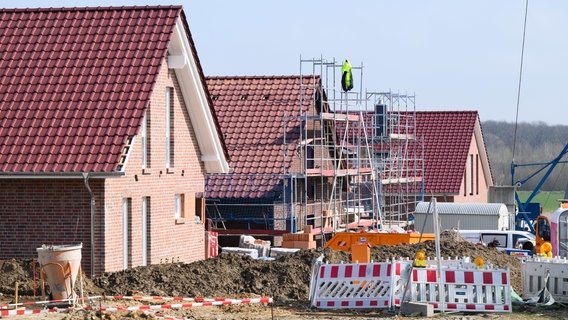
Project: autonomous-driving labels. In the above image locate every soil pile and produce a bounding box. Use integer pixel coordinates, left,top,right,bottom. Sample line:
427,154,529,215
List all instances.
0,231,522,302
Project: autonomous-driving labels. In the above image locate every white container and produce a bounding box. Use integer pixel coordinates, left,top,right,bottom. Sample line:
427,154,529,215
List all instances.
36,244,82,300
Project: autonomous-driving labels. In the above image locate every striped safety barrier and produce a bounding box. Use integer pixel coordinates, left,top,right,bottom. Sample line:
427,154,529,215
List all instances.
84,298,273,312
0,307,70,317
0,296,96,308
405,266,511,312
0,296,272,317
311,258,512,312
101,295,234,302
310,262,393,308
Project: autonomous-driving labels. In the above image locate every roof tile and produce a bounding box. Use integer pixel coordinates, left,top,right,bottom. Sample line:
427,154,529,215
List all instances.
338,110,480,195
0,5,182,173
205,75,319,199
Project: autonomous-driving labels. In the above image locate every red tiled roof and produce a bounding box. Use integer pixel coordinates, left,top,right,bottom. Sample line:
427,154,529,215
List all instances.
336,110,480,195
0,6,181,173
414,111,479,194
205,75,319,198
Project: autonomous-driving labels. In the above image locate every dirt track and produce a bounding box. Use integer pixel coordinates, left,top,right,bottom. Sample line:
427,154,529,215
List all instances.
1,231,565,319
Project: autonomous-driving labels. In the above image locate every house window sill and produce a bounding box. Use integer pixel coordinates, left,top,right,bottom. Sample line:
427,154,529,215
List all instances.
175,218,186,225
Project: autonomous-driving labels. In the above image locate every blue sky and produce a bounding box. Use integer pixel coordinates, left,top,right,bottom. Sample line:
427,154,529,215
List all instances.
4,1,568,125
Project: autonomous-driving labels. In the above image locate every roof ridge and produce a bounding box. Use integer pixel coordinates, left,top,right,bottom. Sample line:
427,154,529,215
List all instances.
206,75,312,79
414,110,478,114
1,5,182,13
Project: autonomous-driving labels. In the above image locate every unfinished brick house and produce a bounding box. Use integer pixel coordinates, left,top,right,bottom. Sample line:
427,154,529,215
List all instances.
0,6,229,276
204,76,328,237
204,74,380,244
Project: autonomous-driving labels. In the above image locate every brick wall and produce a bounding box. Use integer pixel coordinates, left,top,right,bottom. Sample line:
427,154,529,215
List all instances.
103,58,207,272
0,178,104,275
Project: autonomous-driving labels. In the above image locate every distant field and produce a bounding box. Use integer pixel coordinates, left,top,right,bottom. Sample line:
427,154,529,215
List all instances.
517,191,565,213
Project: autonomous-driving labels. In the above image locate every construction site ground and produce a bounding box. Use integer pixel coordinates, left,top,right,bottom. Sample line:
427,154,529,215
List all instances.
1,232,567,319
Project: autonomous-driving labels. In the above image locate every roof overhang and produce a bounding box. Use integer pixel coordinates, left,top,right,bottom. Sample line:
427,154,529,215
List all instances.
0,172,124,179
167,17,229,174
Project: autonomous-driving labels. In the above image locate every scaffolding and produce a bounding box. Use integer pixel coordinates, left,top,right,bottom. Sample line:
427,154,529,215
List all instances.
203,58,424,240
365,91,424,228
283,57,424,236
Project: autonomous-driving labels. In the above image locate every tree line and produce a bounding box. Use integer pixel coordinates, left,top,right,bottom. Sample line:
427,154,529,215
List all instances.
482,121,568,192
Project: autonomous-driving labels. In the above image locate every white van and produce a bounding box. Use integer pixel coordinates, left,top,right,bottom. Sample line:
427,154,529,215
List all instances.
457,229,535,256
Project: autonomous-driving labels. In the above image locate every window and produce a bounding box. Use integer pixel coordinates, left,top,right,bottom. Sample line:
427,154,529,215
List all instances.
142,197,150,266
165,87,173,168
122,198,132,269
469,154,474,195
141,111,150,169
196,196,205,224
481,234,507,249
476,154,479,195
175,194,185,220
463,170,467,197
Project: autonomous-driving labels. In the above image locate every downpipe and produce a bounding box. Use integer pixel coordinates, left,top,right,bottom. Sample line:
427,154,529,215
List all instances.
82,173,96,279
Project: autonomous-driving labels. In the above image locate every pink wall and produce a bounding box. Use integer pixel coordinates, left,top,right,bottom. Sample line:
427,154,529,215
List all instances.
454,131,490,203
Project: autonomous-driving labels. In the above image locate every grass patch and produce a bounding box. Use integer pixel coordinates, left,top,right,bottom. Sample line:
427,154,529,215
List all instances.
517,191,565,213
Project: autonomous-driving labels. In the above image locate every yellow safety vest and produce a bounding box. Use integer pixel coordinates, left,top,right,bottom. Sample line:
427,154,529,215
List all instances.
341,60,353,92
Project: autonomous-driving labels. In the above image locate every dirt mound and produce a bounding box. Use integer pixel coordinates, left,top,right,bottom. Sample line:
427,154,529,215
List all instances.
93,231,522,300
0,231,522,303
94,248,336,301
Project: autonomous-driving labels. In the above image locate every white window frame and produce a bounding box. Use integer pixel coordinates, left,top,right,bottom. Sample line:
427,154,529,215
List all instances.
165,88,172,168
142,197,149,266
174,194,184,219
122,198,130,269
141,113,148,169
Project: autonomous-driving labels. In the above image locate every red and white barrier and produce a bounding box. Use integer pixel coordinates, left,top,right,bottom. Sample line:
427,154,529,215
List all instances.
310,262,393,308
405,267,511,312
0,308,69,317
84,297,272,312
205,231,218,258
101,295,233,302
0,296,96,308
311,259,512,312
0,296,272,317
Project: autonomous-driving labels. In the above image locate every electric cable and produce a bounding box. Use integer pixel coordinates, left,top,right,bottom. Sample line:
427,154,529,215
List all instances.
512,0,529,163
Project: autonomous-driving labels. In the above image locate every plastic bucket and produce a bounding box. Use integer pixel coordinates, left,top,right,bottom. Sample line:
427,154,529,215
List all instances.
36,244,82,300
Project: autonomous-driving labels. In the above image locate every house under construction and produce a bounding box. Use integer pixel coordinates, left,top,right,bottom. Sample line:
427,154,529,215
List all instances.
203,58,423,245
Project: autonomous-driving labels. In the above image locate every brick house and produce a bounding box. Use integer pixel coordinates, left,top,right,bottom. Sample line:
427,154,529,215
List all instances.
204,76,348,238
0,6,228,276
415,111,493,203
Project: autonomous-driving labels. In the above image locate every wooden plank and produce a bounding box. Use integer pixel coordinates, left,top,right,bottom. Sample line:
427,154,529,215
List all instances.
321,112,360,122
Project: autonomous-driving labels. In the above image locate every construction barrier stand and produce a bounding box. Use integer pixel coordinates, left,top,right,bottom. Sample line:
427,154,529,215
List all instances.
522,256,568,304
310,258,512,312
205,231,218,258
310,262,393,308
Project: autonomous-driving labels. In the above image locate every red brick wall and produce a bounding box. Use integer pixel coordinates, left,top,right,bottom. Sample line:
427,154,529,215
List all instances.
0,179,105,275
0,59,210,276
103,59,207,272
